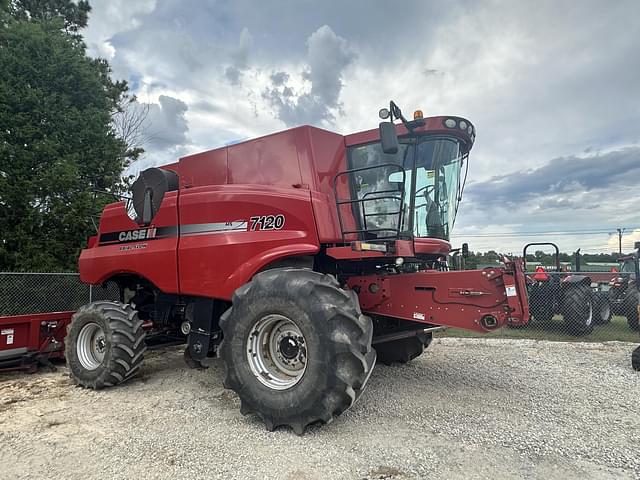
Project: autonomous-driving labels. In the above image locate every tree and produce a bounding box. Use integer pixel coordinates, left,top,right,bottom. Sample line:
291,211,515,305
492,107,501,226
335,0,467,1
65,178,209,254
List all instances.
112,96,153,163
7,0,90,34
0,1,130,271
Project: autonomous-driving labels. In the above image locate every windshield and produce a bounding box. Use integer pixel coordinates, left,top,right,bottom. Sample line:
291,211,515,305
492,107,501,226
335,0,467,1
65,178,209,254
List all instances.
347,136,464,240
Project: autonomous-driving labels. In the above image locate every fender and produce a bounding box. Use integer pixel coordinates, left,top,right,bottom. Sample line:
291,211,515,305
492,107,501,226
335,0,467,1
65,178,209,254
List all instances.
223,244,320,299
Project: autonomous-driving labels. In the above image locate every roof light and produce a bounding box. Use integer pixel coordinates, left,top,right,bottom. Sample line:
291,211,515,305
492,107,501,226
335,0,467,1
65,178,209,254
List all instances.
459,120,468,130
413,110,423,120
467,126,473,135
444,118,456,128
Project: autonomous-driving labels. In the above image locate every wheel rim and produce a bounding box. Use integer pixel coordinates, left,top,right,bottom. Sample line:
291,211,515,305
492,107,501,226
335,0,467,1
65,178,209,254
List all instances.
76,322,107,370
246,314,307,390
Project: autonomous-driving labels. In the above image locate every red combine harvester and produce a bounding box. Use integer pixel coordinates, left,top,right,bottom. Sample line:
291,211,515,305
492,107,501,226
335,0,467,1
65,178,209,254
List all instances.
63,102,529,433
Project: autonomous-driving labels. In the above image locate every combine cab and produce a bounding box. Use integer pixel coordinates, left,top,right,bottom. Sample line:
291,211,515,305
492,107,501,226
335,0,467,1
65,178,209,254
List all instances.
66,102,529,433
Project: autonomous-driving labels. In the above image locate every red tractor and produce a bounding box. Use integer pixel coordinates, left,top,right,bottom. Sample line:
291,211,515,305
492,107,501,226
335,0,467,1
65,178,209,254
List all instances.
67,102,529,433
523,242,606,335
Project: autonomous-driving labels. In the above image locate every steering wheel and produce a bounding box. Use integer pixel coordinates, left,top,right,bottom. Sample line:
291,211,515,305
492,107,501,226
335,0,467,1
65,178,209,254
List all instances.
415,184,435,198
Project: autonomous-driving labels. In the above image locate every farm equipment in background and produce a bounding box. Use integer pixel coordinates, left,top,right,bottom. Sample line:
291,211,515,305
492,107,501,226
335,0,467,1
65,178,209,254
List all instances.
523,242,609,335
58,102,529,434
0,311,72,372
608,248,640,331
622,241,640,370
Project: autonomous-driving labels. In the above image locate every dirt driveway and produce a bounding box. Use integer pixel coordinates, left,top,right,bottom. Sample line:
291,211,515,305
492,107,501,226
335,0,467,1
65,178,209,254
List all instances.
1,338,638,479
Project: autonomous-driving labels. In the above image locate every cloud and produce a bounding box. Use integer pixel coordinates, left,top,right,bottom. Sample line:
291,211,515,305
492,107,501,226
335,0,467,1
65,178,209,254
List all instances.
143,95,189,150
82,0,640,254
466,147,640,207
122,95,190,179
83,0,157,61
269,71,289,87
607,228,640,252
224,27,253,85
451,146,640,253
263,25,355,126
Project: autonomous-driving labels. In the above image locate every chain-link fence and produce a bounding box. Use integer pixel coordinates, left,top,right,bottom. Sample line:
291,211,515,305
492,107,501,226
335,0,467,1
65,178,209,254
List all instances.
1,271,638,342
0,272,119,316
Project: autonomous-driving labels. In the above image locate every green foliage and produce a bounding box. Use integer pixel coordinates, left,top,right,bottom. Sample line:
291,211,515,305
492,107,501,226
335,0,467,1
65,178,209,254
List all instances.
7,0,90,33
0,1,129,271
464,249,624,270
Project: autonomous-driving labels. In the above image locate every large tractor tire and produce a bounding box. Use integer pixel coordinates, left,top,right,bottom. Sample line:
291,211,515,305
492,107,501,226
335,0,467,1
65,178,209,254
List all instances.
65,301,146,389
593,292,613,325
632,346,640,371
623,290,639,331
561,283,593,336
375,332,432,365
219,268,376,435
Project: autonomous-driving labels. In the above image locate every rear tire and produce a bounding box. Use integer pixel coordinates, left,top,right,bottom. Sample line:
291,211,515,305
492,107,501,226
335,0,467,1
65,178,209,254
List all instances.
561,283,593,336
219,268,376,435
375,333,432,365
65,301,146,389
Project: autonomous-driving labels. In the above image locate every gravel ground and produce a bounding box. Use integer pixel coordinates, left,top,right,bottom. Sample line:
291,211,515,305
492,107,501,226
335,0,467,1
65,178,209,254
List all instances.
1,338,639,480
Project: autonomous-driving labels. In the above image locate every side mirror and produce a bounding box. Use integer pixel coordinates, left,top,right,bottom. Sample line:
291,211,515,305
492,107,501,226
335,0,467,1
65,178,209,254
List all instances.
462,242,469,258
379,121,398,154
635,241,640,250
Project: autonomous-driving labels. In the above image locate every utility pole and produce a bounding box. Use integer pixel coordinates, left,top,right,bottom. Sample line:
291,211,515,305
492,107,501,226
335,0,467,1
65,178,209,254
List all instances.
617,228,626,254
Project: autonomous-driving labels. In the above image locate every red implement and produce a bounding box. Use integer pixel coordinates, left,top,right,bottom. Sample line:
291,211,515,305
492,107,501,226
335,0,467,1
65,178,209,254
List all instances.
0,311,72,372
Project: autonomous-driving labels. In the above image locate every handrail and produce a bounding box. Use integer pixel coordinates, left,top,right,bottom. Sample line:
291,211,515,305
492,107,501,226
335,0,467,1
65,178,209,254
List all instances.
333,163,406,242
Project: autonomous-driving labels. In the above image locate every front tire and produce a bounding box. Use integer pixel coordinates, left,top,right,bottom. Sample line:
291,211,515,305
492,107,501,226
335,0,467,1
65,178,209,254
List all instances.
65,301,146,389
219,268,376,435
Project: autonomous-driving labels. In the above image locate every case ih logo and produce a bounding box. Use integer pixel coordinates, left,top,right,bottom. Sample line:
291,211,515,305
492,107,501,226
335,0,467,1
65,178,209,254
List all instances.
118,227,156,242
99,226,177,245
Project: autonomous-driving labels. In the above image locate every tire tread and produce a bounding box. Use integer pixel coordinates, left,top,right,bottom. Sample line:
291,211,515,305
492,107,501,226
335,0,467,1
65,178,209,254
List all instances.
65,301,146,390
219,268,375,434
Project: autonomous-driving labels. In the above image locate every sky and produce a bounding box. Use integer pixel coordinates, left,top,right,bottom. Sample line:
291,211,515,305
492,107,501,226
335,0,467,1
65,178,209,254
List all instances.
82,0,640,255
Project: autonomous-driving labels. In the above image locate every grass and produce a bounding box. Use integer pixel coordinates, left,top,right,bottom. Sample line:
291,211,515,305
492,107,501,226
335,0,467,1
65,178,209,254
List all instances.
436,316,640,343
